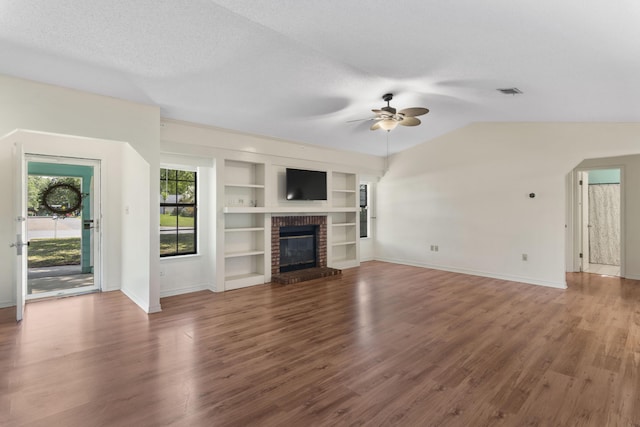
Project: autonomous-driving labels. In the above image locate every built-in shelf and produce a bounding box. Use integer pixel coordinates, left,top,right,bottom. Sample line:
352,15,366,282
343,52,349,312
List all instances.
224,207,266,213
332,171,357,209
331,242,358,268
222,158,267,290
224,250,265,258
329,198,358,267
225,183,265,188
224,160,266,208
224,227,265,233
225,273,264,281
332,241,357,247
332,256,356,263
332,171,356,191
225,273,266,291
330,207,359,213
219,162,361,291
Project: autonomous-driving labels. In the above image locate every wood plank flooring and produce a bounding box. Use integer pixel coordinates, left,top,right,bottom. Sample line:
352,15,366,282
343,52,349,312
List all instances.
1,261,640,426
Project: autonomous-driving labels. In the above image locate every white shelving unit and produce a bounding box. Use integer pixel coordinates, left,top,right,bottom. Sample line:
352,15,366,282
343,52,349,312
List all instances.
331,171,357,209
224,160,265,208
218,163,361,291
330,172,359,269
223,160,267,290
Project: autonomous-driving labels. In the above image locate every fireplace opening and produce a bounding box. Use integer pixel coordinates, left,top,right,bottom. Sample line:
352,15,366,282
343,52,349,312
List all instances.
279,225,317,273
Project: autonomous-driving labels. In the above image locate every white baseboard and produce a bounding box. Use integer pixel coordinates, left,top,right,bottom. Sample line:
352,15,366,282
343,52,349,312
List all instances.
623,273,640,280
160,283,213,298
120,287,150,313
0,299,14,309
209,284,223,293
375,257,567,289
148,304,162,313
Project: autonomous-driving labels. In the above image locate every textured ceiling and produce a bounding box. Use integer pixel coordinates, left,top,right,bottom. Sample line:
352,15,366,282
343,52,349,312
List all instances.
1,1,639,156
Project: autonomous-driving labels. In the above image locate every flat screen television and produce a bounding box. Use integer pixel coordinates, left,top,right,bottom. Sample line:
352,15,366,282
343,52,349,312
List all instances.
286,168,327,200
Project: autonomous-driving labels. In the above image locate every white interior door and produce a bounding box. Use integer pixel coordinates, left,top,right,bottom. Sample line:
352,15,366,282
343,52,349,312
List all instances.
580,171,590,272
13,142,27,322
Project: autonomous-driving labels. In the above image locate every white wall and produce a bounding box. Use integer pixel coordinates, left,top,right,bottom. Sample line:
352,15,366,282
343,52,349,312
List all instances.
120,144,152,308
0,74,160,312
376,123,640,288
575,154,640,279
160,119,384,175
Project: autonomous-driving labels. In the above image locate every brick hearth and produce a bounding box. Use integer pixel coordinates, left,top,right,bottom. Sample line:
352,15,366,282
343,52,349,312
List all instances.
271,267,342,285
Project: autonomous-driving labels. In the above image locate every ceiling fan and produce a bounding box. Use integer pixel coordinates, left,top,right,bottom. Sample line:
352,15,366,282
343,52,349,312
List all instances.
355,93,429,131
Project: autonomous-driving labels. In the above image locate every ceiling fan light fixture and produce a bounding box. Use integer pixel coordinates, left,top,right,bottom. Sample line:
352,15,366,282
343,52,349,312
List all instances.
379,119,398,131
358,93,429,131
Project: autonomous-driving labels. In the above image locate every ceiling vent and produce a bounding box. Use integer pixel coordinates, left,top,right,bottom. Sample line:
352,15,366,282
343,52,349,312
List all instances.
497,87,523,95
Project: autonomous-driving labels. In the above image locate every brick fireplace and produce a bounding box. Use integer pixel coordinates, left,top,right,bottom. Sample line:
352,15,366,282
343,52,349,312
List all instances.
271,216,327,275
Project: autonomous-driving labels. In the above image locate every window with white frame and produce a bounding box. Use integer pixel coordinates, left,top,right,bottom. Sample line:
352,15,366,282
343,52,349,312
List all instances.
160,168,197,257
360,183,370,238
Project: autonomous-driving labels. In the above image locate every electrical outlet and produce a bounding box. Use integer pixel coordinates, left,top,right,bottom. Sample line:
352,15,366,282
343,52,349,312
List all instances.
430,245,434,251
159,271,165,277
522,253,528,261
435,245,439,252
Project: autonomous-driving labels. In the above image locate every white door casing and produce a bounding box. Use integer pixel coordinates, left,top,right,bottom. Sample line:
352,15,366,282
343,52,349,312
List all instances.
580,171,589,272
24,155,102,300
13,142,27,322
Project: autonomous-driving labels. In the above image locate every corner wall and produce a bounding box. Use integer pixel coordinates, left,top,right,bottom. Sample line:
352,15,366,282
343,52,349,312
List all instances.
375,123,640,288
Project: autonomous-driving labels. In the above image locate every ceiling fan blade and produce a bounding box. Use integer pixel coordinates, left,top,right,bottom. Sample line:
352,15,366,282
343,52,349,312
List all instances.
370,122,381,131
346,117,375,123
399,117,421,126
398,107,429,117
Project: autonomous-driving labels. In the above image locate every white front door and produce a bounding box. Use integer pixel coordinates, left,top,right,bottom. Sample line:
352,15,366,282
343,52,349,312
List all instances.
13,142,27,322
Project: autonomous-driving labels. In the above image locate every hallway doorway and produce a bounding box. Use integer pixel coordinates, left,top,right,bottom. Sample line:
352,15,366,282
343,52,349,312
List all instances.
577,168,621,277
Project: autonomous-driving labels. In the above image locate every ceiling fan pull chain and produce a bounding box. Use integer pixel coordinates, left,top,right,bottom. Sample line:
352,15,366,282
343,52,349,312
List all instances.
386,131,389,172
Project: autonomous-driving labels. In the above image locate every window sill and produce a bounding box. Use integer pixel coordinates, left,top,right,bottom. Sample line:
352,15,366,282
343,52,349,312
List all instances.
160,253,201,261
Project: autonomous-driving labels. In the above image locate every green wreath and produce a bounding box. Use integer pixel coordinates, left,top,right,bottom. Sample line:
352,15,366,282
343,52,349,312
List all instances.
41,183,83,215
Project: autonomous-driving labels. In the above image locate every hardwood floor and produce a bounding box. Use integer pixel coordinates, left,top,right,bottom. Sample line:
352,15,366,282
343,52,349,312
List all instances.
584,263,620,277
2,261,640,426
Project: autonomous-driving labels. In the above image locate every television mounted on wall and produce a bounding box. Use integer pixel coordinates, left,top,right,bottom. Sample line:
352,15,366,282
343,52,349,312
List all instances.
286,168,327,200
